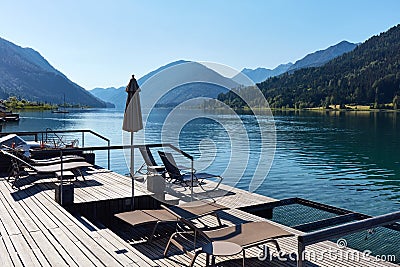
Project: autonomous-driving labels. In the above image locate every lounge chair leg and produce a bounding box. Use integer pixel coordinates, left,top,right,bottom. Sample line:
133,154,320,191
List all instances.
189,250,202,267
148,222,160,243
214,213,222,226
73,169,85,181
269,239,281,252
12,173,21,189
164,232,178,256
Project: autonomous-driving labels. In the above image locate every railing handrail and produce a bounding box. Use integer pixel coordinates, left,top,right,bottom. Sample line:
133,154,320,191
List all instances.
297,210,400,267
299,210,400,245
56,143,195,203
0,129,110,143
0,129,111,169
54,143,193,160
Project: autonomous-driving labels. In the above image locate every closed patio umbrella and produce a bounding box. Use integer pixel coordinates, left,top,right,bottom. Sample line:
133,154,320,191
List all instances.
123,74,143,210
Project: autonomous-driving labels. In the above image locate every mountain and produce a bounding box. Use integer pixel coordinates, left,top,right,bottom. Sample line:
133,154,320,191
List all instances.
0,37,112,107
241,63,293,83
217,24,400,109
90,60,190,109
241,41,356,84
90,60,239,109
90,87,125,109
139,61,239,108
287,40,358,72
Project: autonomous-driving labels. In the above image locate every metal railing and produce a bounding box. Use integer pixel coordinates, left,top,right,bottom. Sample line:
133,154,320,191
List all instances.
297,211,400,267
0,129,111,169
56,143,194,205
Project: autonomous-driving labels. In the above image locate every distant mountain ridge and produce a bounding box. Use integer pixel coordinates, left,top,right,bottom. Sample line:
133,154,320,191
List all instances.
90,60,238,109
90,60,190,109
90,87,125,109
241,63,293,83
0,37,112,107
241,41,357,84
139,61,238,108
287,40,358,72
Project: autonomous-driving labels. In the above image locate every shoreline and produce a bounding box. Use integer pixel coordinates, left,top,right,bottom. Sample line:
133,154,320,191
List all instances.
202,106,400,113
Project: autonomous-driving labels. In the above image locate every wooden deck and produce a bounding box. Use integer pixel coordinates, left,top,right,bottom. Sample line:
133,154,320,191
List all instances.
0,169,157,266
0,166,398,267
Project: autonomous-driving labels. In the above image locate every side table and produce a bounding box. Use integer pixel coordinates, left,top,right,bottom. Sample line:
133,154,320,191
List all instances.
202,241,244,266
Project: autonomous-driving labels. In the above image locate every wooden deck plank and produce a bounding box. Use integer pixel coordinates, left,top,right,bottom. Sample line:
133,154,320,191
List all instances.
0,195,21,236
30,230,71,266
73,240,107,267
24,188,131,266
2,182,86,266
83,219,158,267
0,189,40,233
10,233,41,267
29,180,156,267
0,185,56,266
50,227,96,266
0,219,24,267
1,178,142,266
0,235,14,267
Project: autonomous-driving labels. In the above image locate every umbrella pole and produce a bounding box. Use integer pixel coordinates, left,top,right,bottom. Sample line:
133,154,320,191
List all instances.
131,132,135,210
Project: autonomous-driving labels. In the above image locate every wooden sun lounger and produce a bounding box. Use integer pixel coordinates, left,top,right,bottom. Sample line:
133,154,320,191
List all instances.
115,200,228,242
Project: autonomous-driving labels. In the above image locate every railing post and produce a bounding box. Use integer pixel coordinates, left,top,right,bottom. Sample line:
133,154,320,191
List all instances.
82,132,85,147
191,159,194,201
60,150,63,206
297,237,305,267
107,140,110,170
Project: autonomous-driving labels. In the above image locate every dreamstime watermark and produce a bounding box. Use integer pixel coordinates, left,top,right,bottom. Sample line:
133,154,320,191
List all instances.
258,238,396,263
122,61,276,204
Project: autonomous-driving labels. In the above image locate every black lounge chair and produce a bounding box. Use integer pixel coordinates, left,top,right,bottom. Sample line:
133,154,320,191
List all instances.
1,150,92,188
136,145,165,175
158,151,223,191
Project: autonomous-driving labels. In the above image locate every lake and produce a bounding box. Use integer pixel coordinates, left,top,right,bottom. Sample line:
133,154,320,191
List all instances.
2,108,399,216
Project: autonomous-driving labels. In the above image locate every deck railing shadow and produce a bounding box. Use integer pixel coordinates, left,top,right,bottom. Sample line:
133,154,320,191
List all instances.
11,181,52,201
163,183,235,203
10,176,103,201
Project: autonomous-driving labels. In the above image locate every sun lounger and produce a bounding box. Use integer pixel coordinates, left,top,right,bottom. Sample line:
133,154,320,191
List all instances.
2,144,85,166
29,155,85,166
114,200,228,242
137,145,165,175
1,150,92,188
164,214,294,266
158,151,222,191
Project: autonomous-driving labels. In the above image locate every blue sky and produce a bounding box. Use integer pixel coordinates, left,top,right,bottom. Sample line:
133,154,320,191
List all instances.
1,0,399,89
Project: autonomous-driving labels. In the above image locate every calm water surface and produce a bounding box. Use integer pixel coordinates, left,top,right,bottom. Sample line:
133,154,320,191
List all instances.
2,109,399,216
